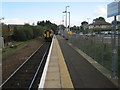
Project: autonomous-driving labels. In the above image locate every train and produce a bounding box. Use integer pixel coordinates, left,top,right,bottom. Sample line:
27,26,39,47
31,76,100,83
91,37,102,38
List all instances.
43,29,54,42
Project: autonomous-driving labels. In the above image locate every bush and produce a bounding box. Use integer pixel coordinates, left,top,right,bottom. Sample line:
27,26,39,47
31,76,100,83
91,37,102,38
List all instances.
13,24,45,41
32,26,44,38
22,25,34,40
13,24,33,41
32,26,40,38
14,29,27,41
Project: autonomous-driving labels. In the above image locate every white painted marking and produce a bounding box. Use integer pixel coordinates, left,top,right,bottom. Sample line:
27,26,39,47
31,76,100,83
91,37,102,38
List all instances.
38,36,54,89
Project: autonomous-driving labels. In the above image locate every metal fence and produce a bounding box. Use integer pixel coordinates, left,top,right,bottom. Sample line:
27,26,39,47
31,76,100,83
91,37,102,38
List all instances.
68,33,119,77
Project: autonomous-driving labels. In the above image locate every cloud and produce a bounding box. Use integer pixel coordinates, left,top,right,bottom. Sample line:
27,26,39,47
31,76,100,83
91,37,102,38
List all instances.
3,18,63,25
93,5,107,18
93,5,115,23
3,18,27,24
106,17,113,23
3,18,38,25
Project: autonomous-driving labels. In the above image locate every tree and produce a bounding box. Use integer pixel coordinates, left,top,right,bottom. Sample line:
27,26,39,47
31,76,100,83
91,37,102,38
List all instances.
99,17,105,20
32,26,40,38
93,17,105,22
81,21,88,26
58,25,65,30
37,20,58,34
23,25,33,40
32,26,44,38
81,21,89,32
13,24,34,41
37,21,45,26
13,29,27,41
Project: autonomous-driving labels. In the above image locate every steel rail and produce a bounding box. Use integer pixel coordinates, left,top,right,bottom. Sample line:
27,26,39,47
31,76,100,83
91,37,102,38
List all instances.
0,42,45,88
28,46,49,90
38,36,54,89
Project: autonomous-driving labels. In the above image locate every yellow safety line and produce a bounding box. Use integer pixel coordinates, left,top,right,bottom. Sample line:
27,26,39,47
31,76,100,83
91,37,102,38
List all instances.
55,37,74,89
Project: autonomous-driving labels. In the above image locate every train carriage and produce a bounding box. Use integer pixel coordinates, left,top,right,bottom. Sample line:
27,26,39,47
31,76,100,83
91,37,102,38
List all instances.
43,30,54,42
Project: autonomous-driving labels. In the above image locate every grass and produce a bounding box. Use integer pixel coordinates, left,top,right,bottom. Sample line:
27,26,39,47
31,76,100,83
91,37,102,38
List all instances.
2,39,35,58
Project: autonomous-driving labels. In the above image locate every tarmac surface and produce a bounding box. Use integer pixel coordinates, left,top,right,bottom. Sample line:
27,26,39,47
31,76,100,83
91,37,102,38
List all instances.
57,35,118,88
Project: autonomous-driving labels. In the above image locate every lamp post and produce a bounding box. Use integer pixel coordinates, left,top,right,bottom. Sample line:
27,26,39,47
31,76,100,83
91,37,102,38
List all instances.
87,18,90,24
63,6,69,28
63,10,67,28
68,12,70,31
62,15,65,26
66,6,69,28
63,6,70,40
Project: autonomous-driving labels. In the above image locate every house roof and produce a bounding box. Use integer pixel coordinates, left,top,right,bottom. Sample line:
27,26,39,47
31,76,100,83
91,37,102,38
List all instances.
89,20,111,25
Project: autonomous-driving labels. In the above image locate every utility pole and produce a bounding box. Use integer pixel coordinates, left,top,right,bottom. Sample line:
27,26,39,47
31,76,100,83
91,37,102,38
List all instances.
66,6,69,28
62,15,65,26
63,6,70,40
68,12,70,31
107,1,119,79
111,16,118,78
87,18,90,24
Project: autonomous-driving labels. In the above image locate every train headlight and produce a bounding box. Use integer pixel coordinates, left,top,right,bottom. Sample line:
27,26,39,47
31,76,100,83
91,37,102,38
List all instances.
50,34,52,37
44,34,46,37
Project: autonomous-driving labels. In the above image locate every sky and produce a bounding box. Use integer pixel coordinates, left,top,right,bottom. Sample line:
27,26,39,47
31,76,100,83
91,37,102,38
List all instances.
1,0,119,26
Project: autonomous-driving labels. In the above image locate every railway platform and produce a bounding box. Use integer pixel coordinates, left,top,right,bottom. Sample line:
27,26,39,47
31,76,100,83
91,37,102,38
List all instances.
38,36,73,88
38,35,119,89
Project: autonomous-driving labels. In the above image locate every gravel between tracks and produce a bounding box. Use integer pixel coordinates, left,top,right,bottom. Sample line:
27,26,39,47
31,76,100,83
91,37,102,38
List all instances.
2,38,44,82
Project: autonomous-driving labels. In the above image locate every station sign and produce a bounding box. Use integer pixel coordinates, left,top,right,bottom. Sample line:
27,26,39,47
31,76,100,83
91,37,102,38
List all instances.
112,21,117,25
107,1,120,18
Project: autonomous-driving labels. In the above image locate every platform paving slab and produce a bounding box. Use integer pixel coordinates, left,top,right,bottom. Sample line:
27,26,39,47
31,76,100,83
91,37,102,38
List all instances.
44,36,73,89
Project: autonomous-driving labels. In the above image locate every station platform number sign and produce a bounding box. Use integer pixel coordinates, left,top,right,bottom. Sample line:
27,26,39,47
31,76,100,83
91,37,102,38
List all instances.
107,1,120,18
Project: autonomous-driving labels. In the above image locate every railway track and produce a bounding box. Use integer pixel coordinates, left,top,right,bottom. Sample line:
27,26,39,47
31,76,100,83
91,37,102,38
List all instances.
1,42,51,89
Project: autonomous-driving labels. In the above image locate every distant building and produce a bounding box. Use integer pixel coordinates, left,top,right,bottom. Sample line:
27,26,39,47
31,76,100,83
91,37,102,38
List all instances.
2,24,23,33
2,24,23,46
2,24,23,37
89,20,112,32
2,24,11,33
116,22,120,30
9,24,23,31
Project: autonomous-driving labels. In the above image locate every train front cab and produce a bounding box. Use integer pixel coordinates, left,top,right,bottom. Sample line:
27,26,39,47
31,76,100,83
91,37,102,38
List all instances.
44,30,53,42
